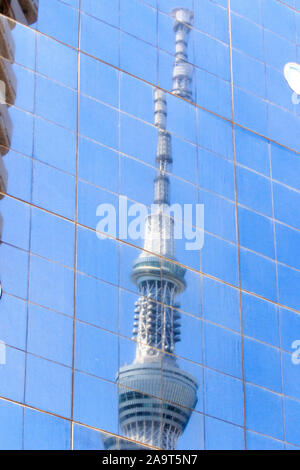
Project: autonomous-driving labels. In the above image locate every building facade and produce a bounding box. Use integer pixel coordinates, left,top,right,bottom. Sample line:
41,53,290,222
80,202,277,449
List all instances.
0,0,300,450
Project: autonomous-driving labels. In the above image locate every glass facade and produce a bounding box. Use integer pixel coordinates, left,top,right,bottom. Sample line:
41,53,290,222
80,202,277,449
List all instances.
0,0,300,451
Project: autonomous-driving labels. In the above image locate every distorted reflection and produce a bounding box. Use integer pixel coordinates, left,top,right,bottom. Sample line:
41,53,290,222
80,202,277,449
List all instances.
103,7,199,451
0,1,38,363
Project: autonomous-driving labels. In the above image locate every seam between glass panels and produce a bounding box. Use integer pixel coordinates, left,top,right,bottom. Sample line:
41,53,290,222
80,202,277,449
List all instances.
228,0,247,449
70,0,81,450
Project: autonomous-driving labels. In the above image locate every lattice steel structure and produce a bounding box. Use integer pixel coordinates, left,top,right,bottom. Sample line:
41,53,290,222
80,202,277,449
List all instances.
104,8,197,450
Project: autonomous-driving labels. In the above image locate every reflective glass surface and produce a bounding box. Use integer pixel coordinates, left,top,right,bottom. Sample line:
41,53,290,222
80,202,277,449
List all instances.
0,0,299,451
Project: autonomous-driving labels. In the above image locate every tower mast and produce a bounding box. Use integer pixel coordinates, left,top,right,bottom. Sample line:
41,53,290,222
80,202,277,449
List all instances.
104,8,197,451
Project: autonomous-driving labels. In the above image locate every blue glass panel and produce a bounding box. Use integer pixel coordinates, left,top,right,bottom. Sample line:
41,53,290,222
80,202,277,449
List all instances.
194,0,229,43
34,118,76,174
76,273,118,333
204,322,242,378
195,68,231,119
198,148,235,199
79,95,118,149
25,355,72,418
282,352,300,401
170,173,198,207
77,180,119,232
264,30,297,71
29,255,74,316
285,398,300,446
31,207,75,267
170,136,198,185
246,431,285,450
244,337,282,392
145,0,157,7
202,233,239,286
167,94,197,143
75,322,118,381
232,50,266,98
178,412,204,451
64,0,79,7
199,189,237,242
120,113,157,165
205,368,244,426
0,244,29,299
73,424,105,450
276,223,300,270
120,73,154,124
202,276,240,331
271,144,300,192
13,23,36,69
77,227,119,285
197,108,233,159
24,409,71,450
0,196,30,250
27,304,73,366
80,14,119,66
245,383,284,440
234,87,268,135
81,0,119,27
285,397,300,446
73,371,118,432
266,65,295,113
0,294,27,350
120,32,157,84
231,13,264,61
236,166,272,216
278,264,300,311
231,0,262,24
280,307,300,351
12,64,34,112
32,161,76,220
0,400,23,450
176,313,202,364
9,107,34,157
268,104,300,153
3,151,32,202
38,0,79,47
205,416,244,450
78,137,118,193
121,0,157,45
194,31,230,81
80,54,119,108
176,231,201,272
37,35,77,88
235,127,270,176
240,248,277,302
158,0,193,14
273,182,300,230
262,0,296,42
242,293,280,347
36,76,77,131
238,206,275,258
0,346,25,402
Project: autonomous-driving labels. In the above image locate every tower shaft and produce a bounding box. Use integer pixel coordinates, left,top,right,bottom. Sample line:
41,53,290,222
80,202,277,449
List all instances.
105,8,198,451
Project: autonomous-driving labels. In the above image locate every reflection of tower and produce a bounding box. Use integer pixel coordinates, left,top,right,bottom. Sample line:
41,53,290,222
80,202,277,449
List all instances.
0,2,38,276
104,8,197,450
172,8,194,101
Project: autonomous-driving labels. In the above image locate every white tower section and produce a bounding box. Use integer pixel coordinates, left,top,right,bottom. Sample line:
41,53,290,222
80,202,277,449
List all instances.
172,8,194,100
